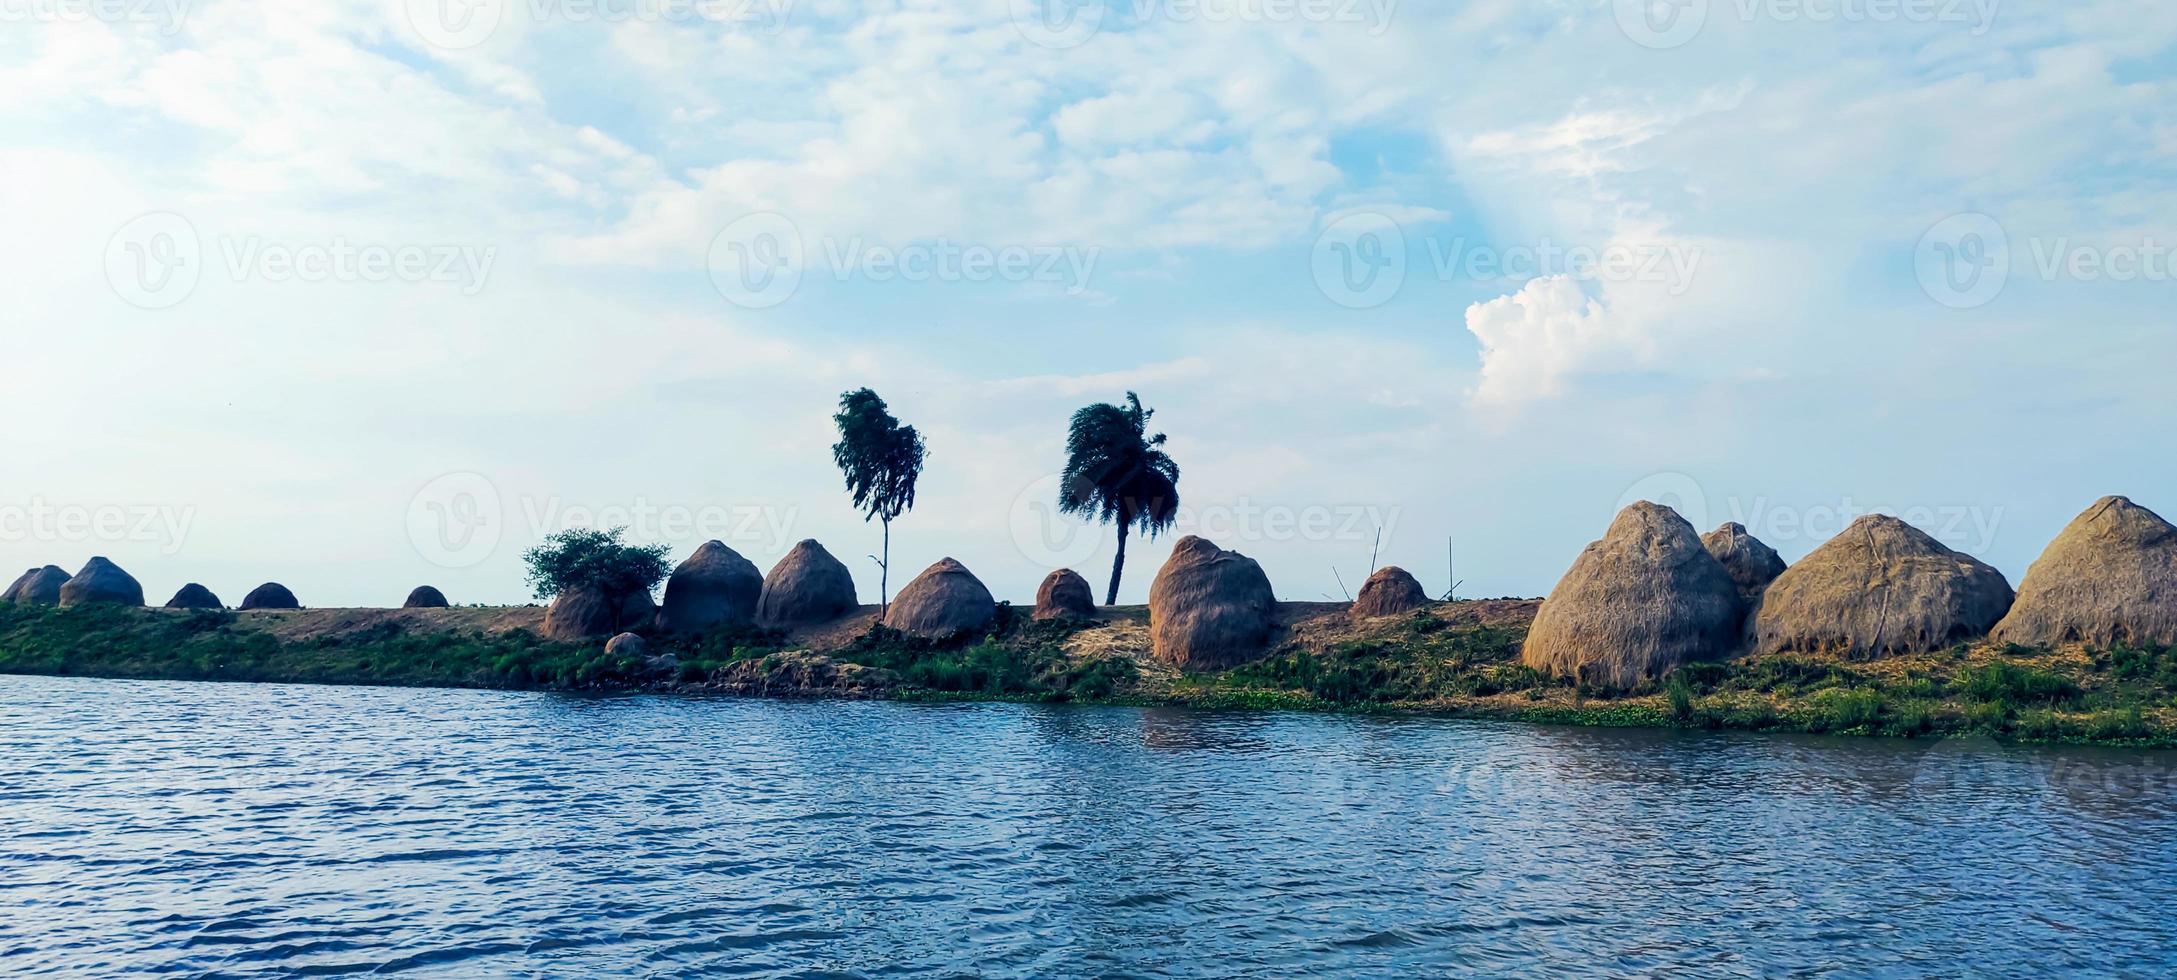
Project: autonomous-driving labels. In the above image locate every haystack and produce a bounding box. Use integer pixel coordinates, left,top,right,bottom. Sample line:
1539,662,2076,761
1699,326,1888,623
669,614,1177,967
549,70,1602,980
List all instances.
658,540,763,633
883,557,996,640
1352,565,1429,617
6,565,68,605
1993,495,2177,648
1148,536,1277,670
1033,568,1096,620
1749,513,2013,658
1521,501,1743,689
404,586,450,608
544,586,656,640
240,583,301,610
165,584,223,610
58,557,144,607
756,539,857,627
1702,522,1786,605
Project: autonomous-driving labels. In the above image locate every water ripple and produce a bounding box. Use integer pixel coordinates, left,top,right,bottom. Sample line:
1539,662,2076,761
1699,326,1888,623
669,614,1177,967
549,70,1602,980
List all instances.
4,676,2176,976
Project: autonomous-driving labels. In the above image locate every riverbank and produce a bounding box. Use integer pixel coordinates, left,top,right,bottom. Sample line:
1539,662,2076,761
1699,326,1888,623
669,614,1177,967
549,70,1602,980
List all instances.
3,600,2172,746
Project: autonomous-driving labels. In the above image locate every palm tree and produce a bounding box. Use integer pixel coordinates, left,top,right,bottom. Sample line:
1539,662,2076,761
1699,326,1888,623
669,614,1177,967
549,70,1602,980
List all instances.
832,388,928,613
1059,392,1181,605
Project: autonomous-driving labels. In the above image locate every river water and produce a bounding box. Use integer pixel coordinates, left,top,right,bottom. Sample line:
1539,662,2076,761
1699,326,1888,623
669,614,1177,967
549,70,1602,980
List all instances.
2,675,2173,977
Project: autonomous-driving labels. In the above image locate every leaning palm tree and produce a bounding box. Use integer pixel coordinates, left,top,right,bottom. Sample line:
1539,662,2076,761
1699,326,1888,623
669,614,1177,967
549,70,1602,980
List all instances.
1059,392,1181,605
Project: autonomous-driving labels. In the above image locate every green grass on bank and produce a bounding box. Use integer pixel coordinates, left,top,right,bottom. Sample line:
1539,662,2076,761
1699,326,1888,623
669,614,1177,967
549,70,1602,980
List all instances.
0,603,642,690
3,602,2174,746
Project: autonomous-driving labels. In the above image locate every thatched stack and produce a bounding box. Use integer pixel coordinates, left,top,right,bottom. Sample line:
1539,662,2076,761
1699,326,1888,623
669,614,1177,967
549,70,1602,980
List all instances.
1352,565,1429,617
883,557,996,640
58,558,144,608
1521,502,1743,689
404,586,450,608
1033,568,1096,620
240,583,301,610
1702,522,1786,605
1993,496,2177,648
1748,514,2013,659
5,565,68,605
658,540,763,634
165,584,223,610
544,587,656,640
1148,536,1277,670
756,539,857,628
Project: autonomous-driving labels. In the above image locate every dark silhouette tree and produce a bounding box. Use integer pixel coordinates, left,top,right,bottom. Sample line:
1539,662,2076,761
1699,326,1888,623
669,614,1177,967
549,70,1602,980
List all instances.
832,388,928,613
1059,391,1181,605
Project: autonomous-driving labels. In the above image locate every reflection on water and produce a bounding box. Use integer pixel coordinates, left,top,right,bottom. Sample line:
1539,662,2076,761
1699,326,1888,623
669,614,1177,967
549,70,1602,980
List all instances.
2,675,2174,976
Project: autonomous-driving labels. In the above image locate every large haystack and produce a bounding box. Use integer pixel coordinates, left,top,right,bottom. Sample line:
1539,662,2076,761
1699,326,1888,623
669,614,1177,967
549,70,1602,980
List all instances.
543,586,656,641
756,539,857,627
58,557,144,608
240,582,301,610
165,583,223,610
658,540,763,634
1702,522,1786,605
404,586,450,608
1749,513,2013,658
1352,565,1429,617
5,565,69,605
883,557,997,640
1521,501,1743,689
1993,495,2177,648
1148,536,1277,670
1033,568,1096,620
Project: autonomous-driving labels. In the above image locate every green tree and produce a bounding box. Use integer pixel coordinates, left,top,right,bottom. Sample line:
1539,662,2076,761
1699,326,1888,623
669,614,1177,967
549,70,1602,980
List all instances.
522,526,672,601
1060,391,1181,605
832,388,928,613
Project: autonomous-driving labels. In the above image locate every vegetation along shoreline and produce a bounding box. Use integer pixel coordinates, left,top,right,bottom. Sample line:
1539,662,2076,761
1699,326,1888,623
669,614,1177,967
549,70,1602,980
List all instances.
6,390,2175,748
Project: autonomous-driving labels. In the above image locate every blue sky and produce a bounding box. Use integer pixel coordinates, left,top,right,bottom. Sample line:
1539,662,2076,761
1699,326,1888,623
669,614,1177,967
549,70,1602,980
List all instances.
2,0,2173,608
